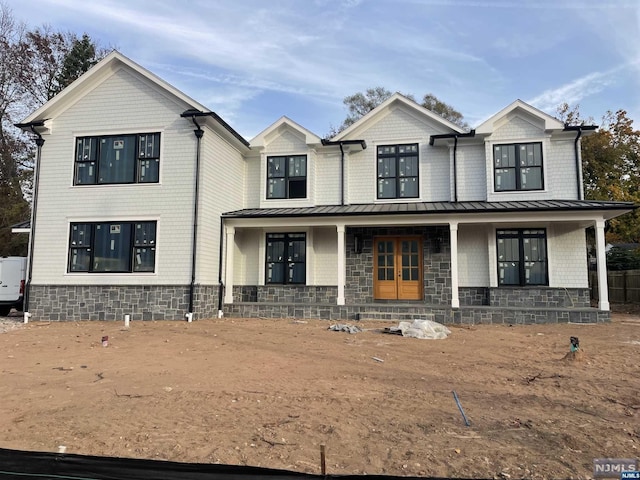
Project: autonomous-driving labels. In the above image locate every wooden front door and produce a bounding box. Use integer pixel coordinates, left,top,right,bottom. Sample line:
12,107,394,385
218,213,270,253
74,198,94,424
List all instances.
373,237,422,300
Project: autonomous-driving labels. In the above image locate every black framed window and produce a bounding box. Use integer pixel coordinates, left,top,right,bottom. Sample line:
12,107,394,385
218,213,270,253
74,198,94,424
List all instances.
377,144,419,199
69,221,156,273
75,133,160,185
497,229,547,286
266,155,307,199
494,142,543,191
265,233,306,284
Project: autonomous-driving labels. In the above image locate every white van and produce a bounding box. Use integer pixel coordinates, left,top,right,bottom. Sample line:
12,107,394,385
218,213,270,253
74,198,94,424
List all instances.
0,257,27,316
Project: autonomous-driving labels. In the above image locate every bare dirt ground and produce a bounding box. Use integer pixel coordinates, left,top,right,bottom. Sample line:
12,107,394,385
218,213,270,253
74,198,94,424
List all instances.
0,312,638,479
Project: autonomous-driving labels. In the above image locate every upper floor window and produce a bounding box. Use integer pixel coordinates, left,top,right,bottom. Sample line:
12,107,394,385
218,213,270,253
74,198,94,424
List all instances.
75,133,160,185
497,229,547,286
265,233,306,284
494,142,543,191
377,144,419,199
68,221,156,273
267,155,307,199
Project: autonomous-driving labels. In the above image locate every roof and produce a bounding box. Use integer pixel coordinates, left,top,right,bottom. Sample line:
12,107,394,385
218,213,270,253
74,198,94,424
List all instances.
223,200,636,219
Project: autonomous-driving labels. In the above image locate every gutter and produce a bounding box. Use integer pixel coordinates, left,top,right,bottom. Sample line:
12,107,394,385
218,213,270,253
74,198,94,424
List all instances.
320,139,366,206
13,120,46,320
180,110,205,321
429,130,475,202
180,109,250,148
563,125,597,201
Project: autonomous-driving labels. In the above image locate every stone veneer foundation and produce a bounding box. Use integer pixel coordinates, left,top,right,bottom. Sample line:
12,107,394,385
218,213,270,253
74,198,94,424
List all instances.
27,284,219,321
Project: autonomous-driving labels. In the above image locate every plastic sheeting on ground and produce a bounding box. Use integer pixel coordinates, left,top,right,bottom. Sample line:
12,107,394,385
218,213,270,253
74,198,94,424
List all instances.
0,447,464,480
385,319,451,339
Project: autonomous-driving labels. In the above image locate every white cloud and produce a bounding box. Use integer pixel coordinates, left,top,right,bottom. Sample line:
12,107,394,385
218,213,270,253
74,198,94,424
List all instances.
527,61,638,113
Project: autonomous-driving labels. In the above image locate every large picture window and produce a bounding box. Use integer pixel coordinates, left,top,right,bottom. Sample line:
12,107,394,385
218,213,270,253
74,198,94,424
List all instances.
69,221,156,273
494,142,543,191
75,133,160,185
265,233,306,284
266,155,307,199
497,229,547,286
377,144,419,199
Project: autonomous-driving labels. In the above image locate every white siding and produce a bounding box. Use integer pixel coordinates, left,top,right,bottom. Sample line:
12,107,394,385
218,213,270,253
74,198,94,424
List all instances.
458,225,490,286
244,154,261,208
456,145,486,201
267,128,308,152
548,224,588,288
546,138,579,199
312,227,337,284
315,151,341,205
485,114,579,201
258,128,317,208
198,127,245,283
233,229,260,285
33,67,197,286
347,107,452,204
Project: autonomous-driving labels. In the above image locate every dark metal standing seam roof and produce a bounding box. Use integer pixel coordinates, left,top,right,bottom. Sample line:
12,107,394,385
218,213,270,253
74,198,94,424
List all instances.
222,200,636,218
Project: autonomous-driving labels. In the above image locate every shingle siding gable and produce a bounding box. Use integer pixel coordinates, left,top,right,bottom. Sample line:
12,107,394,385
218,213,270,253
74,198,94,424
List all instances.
32,68,196,286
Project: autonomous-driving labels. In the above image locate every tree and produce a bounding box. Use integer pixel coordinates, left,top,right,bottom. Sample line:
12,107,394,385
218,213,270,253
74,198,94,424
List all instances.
0,3,30,255
0,2,107,256
329,86,468,136
52,33,101,96
421,93,469,130
558,103,640,243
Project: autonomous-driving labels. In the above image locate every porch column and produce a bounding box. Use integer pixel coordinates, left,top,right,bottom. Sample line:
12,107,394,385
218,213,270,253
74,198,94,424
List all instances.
449,222,460,308
595,219,609,311
223,226,235,305
337,224,346,305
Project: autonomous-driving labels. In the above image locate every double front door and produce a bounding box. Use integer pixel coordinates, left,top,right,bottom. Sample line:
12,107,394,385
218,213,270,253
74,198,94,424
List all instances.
373,236,422,300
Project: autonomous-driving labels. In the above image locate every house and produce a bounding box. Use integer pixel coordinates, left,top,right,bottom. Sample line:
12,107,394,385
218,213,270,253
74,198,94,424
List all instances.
17,51,634,323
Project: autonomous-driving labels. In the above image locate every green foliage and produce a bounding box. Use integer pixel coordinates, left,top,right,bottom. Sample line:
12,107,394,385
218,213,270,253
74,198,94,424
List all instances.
606,246,640,271
52,34,99,96
329,86,467,136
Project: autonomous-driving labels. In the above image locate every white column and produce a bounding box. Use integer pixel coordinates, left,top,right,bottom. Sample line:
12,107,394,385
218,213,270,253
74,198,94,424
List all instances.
337,224,346,305
595,219,609,311
449,222,460,308
223,226,235,305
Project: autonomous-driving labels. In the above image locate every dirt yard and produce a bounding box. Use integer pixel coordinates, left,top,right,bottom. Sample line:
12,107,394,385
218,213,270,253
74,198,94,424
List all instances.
0,313,638,479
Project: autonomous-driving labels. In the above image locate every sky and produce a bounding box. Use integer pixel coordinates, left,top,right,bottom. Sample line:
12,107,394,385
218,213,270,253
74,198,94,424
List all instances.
8,0,640,140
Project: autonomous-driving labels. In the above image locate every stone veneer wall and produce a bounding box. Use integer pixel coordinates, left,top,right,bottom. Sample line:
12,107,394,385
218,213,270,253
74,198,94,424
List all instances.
489,287,591,308
345,225,451,305
224,302,610,324
28,284,219,321
232,285,338,304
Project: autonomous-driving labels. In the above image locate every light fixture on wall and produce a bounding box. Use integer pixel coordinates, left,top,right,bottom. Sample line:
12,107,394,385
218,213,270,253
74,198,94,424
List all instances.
434,236,443,253
354,234,363,254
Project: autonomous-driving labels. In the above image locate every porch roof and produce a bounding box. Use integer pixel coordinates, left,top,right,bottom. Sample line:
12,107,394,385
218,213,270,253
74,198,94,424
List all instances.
222,200,636,219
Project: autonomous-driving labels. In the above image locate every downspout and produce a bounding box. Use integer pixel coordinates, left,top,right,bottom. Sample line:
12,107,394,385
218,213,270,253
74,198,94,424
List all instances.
217,216,225,317
339,142,345,205
24,127,45,319
573,128,583,201
452,136,458,202
187,117,204,320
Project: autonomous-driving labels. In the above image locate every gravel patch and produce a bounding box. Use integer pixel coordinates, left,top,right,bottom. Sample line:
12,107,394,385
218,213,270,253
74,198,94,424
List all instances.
0,313,25,333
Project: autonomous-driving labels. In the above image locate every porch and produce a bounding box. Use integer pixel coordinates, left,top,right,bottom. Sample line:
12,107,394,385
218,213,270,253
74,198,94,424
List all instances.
220,200,628,324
